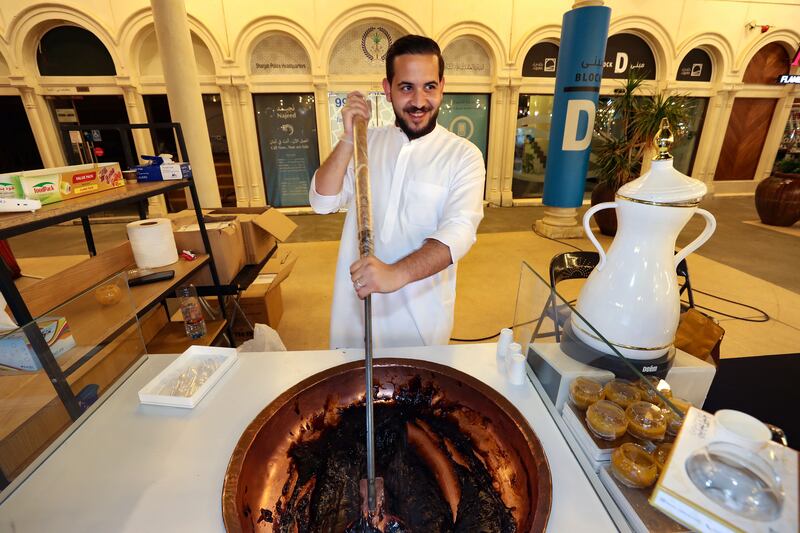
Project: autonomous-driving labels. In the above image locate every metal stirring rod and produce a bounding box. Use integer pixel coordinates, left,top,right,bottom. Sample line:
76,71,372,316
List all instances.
353,116,378,513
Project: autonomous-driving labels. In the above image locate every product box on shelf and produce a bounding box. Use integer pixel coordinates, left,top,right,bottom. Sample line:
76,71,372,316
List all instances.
651,407,798,533
11,163,124,205
208,207,297,264
0,316,76,372
0,173,21,199
135,155,192,182
170,214,245,286
234,248,297,341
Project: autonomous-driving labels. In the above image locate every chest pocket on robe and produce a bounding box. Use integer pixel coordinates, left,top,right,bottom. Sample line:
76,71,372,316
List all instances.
404,181,448,232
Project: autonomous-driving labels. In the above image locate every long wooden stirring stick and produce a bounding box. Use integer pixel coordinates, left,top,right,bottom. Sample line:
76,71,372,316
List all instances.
353,116,382,519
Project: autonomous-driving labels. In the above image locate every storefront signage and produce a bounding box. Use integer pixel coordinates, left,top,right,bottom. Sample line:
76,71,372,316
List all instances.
603,33,656,80
250,35,311,75
542,4,610,208
253,93,320,207
522,42,560,78
437,94,490,162
361,27,392,63
676,48,713,82
777,46,800,84
55,108,77,123
443,38,492,77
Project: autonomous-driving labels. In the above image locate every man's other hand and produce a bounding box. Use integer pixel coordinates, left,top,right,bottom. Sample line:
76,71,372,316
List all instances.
349,256,406,299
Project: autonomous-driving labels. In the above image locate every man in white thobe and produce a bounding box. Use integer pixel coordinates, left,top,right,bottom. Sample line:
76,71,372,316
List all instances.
310,35,485,349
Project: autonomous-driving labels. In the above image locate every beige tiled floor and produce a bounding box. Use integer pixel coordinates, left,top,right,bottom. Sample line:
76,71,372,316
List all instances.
276,230,800,358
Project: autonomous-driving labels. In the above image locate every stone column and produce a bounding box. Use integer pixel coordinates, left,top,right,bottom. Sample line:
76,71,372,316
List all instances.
121,82,167,215
150,0,221,208
219,84,250,206
501,79,522,207
702,87,738,193
486,81,508,206
15,84,65,168
235,82,265,205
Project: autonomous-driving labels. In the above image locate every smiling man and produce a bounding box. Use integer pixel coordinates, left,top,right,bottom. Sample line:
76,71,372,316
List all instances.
310,35,486,349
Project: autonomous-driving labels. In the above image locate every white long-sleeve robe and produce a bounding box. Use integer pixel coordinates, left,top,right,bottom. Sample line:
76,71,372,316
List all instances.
310,124,485,349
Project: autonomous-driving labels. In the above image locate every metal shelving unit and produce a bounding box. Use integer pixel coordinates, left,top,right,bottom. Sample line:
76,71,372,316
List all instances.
0,123,233,426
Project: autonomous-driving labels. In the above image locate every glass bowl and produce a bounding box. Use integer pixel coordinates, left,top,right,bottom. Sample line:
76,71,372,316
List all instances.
686,441,783,522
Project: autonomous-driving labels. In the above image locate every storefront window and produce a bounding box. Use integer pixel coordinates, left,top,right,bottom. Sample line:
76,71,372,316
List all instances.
513,94,553,198
143,93,237,208
0,96,43,172
774,98,800,171
253,93,320,207
437,93,490,164
672,98,709,175
327,91,394,148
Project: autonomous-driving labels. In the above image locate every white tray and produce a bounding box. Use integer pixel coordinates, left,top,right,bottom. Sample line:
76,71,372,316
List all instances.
138,346,238,408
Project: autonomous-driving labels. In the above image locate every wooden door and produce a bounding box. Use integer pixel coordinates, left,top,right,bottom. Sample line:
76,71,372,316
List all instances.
714,98,777,181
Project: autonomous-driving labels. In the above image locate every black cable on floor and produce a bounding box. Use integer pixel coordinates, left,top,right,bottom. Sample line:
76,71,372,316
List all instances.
450,331,502,342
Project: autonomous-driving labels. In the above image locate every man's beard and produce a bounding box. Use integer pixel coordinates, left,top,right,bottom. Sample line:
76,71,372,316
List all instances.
394,104,440,140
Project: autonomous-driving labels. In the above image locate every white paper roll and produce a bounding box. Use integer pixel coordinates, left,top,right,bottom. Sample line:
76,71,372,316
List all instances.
126,218,179,269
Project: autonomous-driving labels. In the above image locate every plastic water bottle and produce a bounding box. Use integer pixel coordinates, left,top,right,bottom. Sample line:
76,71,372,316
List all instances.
177,285,207,339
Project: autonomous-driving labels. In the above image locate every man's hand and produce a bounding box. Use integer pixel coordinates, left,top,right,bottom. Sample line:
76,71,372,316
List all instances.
341,91,372,141
349,240,453,300
350,256,407,299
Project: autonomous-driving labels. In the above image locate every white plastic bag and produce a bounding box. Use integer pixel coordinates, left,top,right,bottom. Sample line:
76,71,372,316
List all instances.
237,323,286,353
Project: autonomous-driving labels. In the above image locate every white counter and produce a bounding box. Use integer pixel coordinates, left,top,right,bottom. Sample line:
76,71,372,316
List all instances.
0,344,619,532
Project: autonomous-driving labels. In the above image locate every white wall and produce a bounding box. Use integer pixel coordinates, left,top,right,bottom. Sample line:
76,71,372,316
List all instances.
0,0,798,205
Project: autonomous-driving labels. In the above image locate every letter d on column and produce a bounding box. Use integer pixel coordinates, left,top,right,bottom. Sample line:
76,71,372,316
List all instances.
562,99,596,151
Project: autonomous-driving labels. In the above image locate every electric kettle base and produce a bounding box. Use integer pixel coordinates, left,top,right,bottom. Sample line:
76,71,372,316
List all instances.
560,319,675,380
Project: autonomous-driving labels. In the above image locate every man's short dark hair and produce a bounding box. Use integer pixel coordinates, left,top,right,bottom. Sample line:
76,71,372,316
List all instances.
385,35,444,83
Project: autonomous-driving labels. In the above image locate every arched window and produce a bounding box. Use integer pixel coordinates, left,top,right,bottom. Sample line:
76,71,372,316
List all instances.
37,26,115,76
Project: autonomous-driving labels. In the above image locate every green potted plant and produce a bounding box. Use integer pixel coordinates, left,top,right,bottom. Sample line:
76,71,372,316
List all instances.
755,157,800,226
591,72,694,235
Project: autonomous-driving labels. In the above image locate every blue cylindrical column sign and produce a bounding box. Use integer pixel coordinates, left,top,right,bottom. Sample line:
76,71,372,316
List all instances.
542,3,611,207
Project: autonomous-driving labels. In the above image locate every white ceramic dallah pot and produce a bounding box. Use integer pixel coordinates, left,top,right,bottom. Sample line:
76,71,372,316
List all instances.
572,124,717,360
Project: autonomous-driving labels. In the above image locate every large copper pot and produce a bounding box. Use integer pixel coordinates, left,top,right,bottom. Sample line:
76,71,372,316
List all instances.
222,358,552,532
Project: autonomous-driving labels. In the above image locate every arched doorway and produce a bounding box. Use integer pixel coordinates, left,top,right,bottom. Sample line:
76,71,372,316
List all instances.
715,43,790,181
38,26,137,168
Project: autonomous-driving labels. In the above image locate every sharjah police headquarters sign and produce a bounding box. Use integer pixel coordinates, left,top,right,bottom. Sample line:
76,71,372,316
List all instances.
543,4,611,207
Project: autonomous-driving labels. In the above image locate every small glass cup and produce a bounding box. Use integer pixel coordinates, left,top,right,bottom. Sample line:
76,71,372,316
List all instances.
611,443,659,488
604,379,642,409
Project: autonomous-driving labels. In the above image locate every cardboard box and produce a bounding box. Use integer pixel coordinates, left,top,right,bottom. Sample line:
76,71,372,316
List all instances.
233,248,297,341
208,208,297,265
0,173,21,199
135,159,192,182
172,215,246,286
0,317,76,371
13,163,124,205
